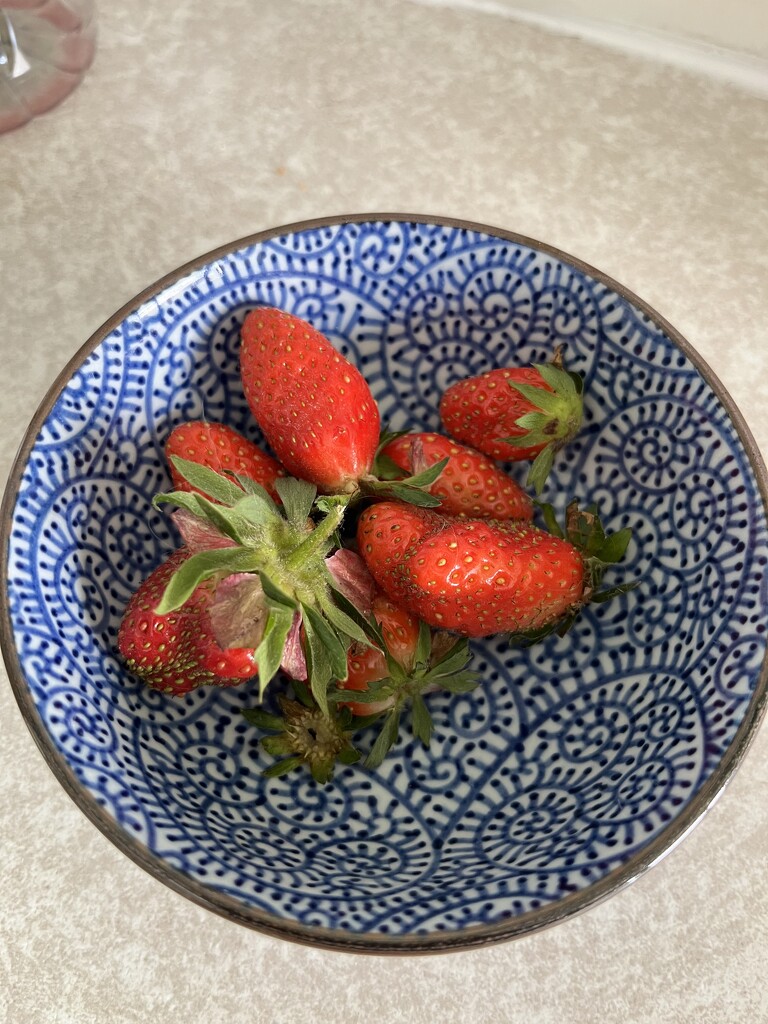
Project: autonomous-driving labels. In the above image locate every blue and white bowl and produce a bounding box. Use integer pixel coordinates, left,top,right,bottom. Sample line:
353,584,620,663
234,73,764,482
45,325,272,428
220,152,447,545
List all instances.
3,215,767,953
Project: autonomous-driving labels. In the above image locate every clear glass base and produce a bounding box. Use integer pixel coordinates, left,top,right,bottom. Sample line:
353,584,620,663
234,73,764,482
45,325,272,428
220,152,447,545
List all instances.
0,0,96,134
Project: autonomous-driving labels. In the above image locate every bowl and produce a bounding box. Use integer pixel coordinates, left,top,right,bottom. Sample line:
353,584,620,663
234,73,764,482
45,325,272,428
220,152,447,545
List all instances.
3,214,767,953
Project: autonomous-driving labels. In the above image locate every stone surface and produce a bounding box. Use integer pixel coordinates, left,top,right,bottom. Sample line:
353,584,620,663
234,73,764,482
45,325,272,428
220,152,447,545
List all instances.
1,1,767,1021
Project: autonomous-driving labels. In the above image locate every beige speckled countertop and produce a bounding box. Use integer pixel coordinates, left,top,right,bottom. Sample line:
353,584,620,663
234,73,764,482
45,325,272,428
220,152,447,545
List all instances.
2,2,768,1021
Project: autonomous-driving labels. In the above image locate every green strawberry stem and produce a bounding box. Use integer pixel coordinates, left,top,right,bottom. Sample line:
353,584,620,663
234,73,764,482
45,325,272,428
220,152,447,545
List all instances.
284,495,350,570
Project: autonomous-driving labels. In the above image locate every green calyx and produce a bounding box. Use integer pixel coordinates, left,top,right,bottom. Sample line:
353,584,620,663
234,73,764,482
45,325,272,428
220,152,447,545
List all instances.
243,622,479,783
327,620,479,770
243,685,362,785
503,353,584,495
508,499,639,648
152,458,370,698
360,430,449,508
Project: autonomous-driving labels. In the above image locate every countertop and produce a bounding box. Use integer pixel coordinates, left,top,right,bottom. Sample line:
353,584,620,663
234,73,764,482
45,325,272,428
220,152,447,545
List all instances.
2,2,767,1021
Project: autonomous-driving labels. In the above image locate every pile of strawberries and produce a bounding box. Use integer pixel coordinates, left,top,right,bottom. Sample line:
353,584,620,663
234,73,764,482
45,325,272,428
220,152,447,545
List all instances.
118,307,635,781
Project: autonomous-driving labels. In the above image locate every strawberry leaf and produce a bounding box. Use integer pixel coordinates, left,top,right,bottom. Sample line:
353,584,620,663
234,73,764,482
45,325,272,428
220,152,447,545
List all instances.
410,693,433,747
291,678,315,709
591,580,640,603
399,457,449,489
526,445,556,496
314,492,352,517
362,455,449,509
508,411,550,435
168,456,247,505
241,708,285,730
301,604,347,716
317,592,372,647
596,527,633,564
328,678,394,704
263,756,304,778
154,547,260,613
230,472,280,503
508,381,565,416
262,734,296,757
309,759,334,785
507,621,563,648
565,501,606,555
258,572,297,610
337,746,363,766
233,490,281,525
275,477,317,528
190,494,266,546
535,500,565,539
254,606,295,697
302,603,349,679
535,361,578,395
429,636,473,676
383,484,443,508
365,709,401,769
375,428,410,457
414,620,432,668
556,612,579,637
437,672,480,694
373,452,408,481
153,490,207,517
327,589,384,648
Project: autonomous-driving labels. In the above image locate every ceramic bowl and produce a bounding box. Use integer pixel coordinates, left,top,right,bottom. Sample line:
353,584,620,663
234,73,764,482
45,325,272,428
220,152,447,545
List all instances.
3,215,767,953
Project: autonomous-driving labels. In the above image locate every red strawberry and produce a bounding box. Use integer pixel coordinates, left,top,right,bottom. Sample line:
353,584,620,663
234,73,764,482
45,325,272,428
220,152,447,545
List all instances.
353,500,440,607
164,420,284,500
337,593,420,715
358,501,620,639
118,549,258,695
240,307,381,492
379,432,533,521
439,355,583,494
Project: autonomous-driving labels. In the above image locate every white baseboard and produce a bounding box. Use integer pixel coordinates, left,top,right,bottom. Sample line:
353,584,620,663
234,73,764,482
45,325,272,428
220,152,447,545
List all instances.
409,0,768,97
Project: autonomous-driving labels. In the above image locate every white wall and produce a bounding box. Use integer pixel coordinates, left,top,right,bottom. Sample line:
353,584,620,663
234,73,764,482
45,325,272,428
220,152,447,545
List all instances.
468,0,768,60
412,0,768,94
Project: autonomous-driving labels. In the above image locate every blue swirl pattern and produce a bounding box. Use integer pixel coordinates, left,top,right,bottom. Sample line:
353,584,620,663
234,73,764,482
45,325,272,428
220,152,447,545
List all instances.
5,218,768,943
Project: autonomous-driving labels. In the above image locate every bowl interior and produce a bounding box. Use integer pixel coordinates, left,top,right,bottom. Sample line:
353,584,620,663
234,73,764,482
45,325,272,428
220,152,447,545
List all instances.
4,217,768,951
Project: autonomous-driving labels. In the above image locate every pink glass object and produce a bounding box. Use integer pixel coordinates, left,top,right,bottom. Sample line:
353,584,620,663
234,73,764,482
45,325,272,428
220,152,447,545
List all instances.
0,0,96,134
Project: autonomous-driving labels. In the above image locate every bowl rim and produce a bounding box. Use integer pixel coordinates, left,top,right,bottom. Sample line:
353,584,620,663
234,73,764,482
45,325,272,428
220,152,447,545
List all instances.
3,211,768,955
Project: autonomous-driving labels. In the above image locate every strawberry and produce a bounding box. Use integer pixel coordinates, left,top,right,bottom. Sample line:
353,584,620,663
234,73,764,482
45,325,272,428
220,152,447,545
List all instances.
117,549,258,695
378,432,534,521
164,420,284,500
357,500,634,639
439,352,584,494
239,307,381,493
337,593,421,715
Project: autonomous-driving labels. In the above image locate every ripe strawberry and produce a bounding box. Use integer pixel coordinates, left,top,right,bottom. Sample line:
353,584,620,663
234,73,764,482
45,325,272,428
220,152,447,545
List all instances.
439,354,583,494
240,307,381,492
352,500,440,607
379,432,533,521
337,593,421,716
117,548,258,695
164,420,284,500
357,500,633,639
